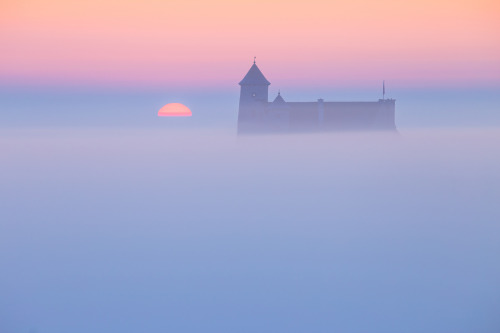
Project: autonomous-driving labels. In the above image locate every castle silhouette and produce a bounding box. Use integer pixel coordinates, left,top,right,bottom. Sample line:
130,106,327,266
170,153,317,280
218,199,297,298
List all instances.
238,60,396,134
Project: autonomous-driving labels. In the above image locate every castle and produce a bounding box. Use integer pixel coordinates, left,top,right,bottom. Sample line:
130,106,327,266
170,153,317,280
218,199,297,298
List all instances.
238,60,396,134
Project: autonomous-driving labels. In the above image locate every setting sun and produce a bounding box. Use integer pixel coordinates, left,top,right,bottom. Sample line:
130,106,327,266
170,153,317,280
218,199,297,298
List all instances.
157,103,192,117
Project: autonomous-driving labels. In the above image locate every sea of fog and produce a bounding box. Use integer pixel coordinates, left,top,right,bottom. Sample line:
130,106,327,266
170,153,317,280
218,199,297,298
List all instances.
0,88,499,333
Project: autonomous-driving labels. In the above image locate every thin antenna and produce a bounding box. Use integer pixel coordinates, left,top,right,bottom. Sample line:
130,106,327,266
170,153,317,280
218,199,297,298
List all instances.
254,56,256,64
383,80,385,100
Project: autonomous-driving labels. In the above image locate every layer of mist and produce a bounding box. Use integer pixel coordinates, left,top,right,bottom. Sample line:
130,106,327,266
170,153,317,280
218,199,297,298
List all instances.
1,127,499,333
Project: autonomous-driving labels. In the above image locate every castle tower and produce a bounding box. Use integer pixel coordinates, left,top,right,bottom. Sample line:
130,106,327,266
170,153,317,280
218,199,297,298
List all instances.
238,59,271,132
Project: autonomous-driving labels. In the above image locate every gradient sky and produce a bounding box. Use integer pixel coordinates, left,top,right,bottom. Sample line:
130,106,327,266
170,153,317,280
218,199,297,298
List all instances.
1,0,499,88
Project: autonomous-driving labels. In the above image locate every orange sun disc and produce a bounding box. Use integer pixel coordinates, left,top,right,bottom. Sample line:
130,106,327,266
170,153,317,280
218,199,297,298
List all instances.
158,103,192,117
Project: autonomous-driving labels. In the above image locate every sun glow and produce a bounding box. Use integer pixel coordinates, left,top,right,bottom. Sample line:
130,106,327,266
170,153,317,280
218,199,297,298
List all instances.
158,103,192,117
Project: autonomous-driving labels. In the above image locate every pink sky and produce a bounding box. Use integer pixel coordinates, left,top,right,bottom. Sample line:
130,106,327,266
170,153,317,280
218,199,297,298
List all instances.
1,0,499,88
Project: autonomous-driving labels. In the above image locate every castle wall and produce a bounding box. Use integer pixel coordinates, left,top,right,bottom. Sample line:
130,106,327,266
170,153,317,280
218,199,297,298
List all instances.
283,100,396,132
238,99,396,134
321,100,396,131
287,102,320,132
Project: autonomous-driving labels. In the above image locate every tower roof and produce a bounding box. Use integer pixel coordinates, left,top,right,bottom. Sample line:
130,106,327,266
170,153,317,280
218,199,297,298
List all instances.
272,91,286,104
239,63,271,86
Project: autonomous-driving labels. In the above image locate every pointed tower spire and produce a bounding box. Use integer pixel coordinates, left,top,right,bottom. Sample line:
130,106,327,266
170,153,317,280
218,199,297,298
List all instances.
272,91,286,104
239,61,271,86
